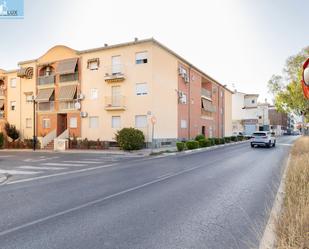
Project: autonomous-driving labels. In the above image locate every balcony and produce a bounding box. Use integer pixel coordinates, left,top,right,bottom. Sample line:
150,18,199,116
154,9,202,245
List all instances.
59,72,79,83
105,96,126,111
59,100,79,111
37,101,54,112
104,65,126,83
201,88,212,100
38,75,55,86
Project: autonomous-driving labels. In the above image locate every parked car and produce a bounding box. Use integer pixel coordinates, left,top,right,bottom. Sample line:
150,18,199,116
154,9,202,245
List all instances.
250,131,276,148
291,130,301,135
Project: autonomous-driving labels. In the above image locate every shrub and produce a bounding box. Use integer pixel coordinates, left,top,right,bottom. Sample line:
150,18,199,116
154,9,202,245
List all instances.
198,139,211,148
195,134,205,141
115,128,145,151
237,135,244,141
0,132,4,149
176,142,185,151
219,138,225,144
208,138,215,146
230,136,237,142
24,139,41,149
224,137,231,143
214,138,220,145
4,123,20,142
186,140,199,150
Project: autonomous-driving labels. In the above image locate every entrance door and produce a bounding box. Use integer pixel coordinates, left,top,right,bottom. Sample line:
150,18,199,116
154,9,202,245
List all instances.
57,114,67,136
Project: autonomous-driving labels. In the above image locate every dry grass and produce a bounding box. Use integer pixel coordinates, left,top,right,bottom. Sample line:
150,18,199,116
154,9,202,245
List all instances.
276,136,309,249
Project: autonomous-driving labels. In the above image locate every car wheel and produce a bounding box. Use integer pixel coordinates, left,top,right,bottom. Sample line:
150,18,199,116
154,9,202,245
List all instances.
266,141,271,148
273,140,276,147
251,143,254,148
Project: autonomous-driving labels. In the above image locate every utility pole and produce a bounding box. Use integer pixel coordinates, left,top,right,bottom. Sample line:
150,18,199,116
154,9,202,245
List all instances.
32,96,36,151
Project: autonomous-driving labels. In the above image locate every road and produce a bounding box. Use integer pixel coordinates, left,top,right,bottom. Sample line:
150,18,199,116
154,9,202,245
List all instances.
0,136,298,249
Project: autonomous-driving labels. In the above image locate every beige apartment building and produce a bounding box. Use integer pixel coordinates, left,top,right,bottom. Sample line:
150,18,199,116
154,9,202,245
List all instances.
0,38,232,149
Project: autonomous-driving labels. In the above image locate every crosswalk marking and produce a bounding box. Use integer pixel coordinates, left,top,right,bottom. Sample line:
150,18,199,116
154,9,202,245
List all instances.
42,163,86,167
62,161,101,164
0,169,41,175
0,155,14,158
19,166,65,171
23,156,59,163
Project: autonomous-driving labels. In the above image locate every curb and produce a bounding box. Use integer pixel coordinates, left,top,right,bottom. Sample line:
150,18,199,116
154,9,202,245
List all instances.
258,154,291,249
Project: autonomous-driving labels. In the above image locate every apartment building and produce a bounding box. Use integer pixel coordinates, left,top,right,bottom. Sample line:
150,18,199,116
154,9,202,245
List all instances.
0,38,232,148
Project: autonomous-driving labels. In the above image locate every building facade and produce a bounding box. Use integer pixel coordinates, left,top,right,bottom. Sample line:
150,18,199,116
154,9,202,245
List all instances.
0,38,232,148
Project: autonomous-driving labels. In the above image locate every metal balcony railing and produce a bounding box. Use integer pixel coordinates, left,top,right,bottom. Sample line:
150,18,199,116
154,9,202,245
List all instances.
104,65,126,82
105,96,126,110
201,88,212,99
38,75,55,85
59,100,79,111
37,101,54,112
59,72,79,83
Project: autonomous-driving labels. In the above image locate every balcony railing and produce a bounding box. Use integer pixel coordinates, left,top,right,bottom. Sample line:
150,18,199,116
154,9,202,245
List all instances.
38,75,55,85
59,100,79,111
104,65,126,83
105,96,126,110
37,101,54,112
201,88,212,99
0,111,5,119
59,72,79,83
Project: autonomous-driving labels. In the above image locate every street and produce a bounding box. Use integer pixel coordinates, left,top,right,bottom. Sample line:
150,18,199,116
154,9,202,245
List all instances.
0,136,297,249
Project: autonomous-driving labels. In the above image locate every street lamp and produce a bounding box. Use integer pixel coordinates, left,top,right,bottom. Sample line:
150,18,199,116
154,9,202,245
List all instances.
31,96,37,151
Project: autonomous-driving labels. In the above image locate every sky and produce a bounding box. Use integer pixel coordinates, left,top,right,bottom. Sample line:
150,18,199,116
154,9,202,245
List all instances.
0,0,308,102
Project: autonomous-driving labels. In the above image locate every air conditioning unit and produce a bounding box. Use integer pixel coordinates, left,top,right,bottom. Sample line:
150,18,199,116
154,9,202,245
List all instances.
184,75,190,83
77,94,85,100
74,102,81,110
80,112,88,118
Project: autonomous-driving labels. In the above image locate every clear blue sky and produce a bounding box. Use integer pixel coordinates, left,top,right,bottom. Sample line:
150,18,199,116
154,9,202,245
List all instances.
0,0,308,102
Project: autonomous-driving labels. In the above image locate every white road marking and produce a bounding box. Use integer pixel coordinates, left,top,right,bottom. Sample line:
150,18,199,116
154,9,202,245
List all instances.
19,166,65,171
7,163,118,185
277,143,293,146
42,163,86,167
1,163,202,237
0,155,14,158
62,161,101,164
23,156,60,163
0,169,41,175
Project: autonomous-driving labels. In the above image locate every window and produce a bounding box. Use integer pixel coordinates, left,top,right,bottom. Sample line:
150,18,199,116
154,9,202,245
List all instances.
90,88,98,99
112,116,121,128
135,115,147,128
25,94,33,103
181,119,187,129
89,116,99,128
42,118,50,129
220,108,223,114
136,83,148,96
26,118,32,128
179,93,187,104
10,78,16,88
251,99,255,104
179,66,187,76
221,91,224,98
112,56,121,74
10,101,16,111
87,58,99,70
70,117,78,128
136,52,148,64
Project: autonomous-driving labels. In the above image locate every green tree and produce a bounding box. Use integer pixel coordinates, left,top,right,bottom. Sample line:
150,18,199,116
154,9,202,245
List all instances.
4,123,20,142
268,46,309,121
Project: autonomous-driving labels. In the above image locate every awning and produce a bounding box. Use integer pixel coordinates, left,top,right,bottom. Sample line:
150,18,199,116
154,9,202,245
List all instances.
58,85,77,101
0,100,4,109
35,88,54,102
56,58,78,75
17,67,33,79
202,99,216,112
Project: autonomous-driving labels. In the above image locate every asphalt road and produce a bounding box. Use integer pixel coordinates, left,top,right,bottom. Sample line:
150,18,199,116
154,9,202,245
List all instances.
0,136,298,249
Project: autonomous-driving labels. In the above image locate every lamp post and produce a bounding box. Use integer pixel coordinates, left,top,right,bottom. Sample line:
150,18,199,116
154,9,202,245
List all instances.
32,96,37,151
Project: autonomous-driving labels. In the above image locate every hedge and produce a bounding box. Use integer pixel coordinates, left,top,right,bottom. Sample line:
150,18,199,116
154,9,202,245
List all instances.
176,142,186,151
195,134,205,141
186,140,199,150
115,128,145,150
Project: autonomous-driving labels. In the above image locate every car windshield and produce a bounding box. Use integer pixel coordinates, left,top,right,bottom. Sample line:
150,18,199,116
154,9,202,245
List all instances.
253,132,267,136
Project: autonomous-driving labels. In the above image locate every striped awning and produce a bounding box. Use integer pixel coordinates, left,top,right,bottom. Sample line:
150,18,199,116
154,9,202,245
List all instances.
202,99,216,112
17,67,34,79
56,58,78,75
0,100,4,109
35,88,54,102
58,85,77,101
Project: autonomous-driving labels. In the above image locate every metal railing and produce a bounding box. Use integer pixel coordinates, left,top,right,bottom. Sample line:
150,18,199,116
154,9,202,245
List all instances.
59,72,79,83
37,75,55,85
104,65,126,80
201,88,212,99
59,100,78,111
37,101,54,112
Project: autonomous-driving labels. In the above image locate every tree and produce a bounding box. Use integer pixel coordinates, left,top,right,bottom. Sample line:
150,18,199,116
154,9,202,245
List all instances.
4,123,20,142
267,46,309,121
115,128,145,151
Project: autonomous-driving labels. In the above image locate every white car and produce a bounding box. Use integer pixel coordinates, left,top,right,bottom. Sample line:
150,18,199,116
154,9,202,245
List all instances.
250,131,276,148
